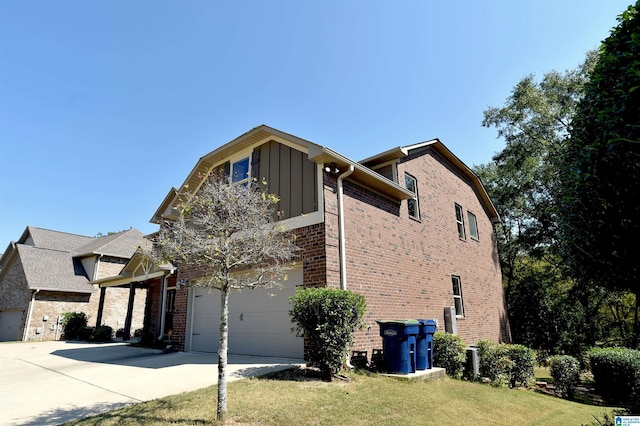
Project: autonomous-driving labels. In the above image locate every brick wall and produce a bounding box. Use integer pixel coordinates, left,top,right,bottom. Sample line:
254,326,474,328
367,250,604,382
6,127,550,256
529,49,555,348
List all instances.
0,255,32,339
23,285,147,341
322,148,509,357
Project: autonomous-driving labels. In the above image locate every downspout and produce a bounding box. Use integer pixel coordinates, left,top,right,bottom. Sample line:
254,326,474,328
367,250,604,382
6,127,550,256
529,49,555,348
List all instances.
158,269,175,341
23,289,39,341
337,165,354,291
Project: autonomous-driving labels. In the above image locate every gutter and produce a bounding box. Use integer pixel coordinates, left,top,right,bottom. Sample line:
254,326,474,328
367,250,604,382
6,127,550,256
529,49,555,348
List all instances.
23,289,39,341
337,165,354,291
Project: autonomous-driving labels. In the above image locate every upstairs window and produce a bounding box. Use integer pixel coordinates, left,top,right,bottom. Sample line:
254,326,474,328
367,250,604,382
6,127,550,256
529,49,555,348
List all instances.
232,157,250,185
452,275,465,317
405,173,420,220
455,203,466,240
468,211,479,240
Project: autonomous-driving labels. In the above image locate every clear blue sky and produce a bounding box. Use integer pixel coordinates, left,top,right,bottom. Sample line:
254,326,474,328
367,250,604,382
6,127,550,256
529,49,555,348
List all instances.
0,0,631,246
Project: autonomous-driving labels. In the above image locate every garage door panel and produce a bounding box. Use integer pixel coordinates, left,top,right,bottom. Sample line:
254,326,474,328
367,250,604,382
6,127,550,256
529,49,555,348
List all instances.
190,269,303,358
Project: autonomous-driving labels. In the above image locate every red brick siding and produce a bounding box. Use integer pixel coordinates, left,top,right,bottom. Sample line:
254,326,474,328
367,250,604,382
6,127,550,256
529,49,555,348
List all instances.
324,148,509,356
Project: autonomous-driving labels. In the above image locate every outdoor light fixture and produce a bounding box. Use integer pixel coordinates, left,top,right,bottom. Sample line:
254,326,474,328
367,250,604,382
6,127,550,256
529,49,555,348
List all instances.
324,162,340,174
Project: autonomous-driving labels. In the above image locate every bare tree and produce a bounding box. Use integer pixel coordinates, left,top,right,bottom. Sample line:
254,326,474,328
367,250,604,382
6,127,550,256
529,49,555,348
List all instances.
154,172,298,422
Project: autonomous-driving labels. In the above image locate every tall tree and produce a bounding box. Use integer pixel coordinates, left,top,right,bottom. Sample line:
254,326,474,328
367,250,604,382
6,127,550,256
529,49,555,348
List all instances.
154,173,298,422
476,52,600,352
560,1,640,347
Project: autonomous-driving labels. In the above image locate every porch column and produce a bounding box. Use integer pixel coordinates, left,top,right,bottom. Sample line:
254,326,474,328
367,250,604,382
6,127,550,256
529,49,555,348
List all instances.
123,283,136,341
95,287,106,328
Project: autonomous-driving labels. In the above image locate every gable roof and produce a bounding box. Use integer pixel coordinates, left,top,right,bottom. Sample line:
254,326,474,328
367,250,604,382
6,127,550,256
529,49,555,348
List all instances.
150,125,500,225
17,244,95,293
73,228,145,258
361,139,501,223
151,125,415,224
19,226,93,252
0,226,146,294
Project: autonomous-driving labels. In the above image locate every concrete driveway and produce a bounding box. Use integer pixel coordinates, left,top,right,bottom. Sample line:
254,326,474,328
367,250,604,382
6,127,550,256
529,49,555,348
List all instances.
0,340,304,426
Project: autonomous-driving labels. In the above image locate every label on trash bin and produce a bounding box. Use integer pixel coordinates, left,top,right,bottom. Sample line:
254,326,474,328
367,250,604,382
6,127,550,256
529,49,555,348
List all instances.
384,329,398,337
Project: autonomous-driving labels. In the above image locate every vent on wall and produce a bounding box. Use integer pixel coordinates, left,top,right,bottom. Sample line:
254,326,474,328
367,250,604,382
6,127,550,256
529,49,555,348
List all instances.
444,306,457,334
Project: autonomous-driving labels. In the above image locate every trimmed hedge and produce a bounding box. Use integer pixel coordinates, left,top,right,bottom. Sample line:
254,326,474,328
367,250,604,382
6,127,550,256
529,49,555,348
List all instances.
432,332,466,379
549,355,580,399
588,347,640,412
289,288,366,378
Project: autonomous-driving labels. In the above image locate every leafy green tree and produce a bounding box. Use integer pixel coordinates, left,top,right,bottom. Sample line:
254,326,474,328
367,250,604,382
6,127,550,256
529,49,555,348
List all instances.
154,173,298,422
560,2,640,347
476,53,599,353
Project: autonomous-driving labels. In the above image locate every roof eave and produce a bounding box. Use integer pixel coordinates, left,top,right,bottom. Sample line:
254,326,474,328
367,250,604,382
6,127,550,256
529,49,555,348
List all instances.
309,146,414,201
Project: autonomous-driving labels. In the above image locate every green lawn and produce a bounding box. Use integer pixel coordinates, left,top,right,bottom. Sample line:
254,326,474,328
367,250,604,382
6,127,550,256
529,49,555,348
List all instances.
63,368,614,426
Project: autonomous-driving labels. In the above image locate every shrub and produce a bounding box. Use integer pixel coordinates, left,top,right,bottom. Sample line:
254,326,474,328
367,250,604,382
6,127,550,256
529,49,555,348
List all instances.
79,326,95,341
92,325,113,342
476,341,534,387
588,347,640,412
61,312,88,340
507,344,535,387
432,332,466,379
289,288,366,378
549,355,580,399
476,340,510,386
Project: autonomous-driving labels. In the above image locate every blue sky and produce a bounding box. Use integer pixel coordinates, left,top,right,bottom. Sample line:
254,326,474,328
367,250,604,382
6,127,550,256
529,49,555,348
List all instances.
0,0,631,246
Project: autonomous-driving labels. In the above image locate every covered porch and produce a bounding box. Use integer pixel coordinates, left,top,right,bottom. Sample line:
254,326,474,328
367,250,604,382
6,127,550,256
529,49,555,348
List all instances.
92,248,176,342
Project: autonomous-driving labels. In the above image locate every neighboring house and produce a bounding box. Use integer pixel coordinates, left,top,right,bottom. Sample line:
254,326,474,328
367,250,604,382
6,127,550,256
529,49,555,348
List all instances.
0,227,147,341
101,125,511,359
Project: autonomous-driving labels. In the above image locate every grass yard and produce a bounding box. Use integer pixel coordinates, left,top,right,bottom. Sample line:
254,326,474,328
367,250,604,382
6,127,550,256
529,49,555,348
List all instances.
63,368,614,426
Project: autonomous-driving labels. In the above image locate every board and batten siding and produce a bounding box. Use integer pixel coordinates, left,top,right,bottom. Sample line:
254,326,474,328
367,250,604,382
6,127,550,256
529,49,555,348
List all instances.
252,140,318,220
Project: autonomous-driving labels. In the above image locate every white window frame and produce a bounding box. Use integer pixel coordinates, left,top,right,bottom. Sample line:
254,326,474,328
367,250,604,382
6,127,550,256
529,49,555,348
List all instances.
468,211,479,240
405,173,420,220
452,275,465,317
455,203,466,240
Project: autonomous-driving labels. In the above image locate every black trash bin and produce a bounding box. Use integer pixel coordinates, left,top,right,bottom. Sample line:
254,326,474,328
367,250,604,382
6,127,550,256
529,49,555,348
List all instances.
376,320,420,374
416,319,438,370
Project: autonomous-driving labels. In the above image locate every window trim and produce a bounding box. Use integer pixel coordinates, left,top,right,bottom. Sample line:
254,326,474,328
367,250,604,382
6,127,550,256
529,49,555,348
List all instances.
467,211,479,240
405,173,420,220
451,275,465,318
455,203,466,240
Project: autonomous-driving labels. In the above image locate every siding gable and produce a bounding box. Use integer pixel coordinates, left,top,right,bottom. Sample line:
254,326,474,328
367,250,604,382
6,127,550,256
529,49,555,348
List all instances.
253,140,318,220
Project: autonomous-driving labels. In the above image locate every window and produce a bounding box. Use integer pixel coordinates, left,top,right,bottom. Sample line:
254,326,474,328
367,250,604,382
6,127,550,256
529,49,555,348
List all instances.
452,275,464,317
405,173,420,220
455,204,465,240
232,157,250,185
468,211,479,240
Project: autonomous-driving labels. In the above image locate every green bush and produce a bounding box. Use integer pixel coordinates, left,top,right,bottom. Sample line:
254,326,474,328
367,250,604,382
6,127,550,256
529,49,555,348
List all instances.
79,326,95,341
61,312,88,340
289,288,366,378
588,347,640,412
549,355,580,399
507,344,535,387
432,332,466,379
477,340,510,386
92,325,113,342
476,341,534,387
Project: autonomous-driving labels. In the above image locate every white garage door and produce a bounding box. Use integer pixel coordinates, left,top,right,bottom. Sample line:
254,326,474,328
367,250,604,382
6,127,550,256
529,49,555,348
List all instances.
190,268,304,358
0,310,23,342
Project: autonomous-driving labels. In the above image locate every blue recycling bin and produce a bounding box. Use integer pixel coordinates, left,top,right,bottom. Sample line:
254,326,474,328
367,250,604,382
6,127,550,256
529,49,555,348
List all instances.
376,320,420,374
416,319,438,370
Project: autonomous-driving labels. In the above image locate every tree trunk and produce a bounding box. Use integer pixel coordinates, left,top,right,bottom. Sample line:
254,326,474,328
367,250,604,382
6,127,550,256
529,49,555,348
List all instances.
217,281,230,423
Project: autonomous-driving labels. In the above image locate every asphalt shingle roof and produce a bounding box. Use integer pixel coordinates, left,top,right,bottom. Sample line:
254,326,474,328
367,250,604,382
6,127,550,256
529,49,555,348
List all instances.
24,227,93,252
18,245,95,293
73,229,144,258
